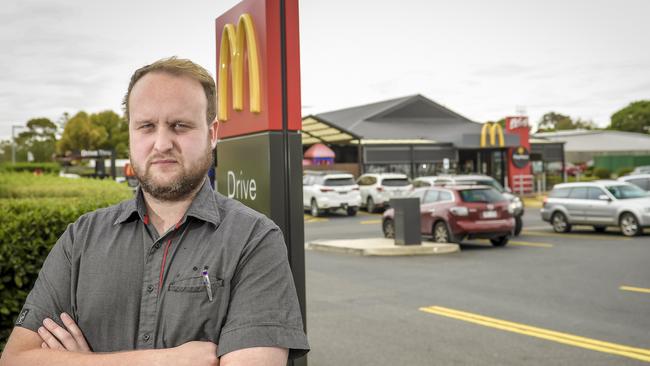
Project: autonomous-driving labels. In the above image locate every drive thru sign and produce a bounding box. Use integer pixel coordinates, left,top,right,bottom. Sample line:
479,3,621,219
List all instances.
215,0,306,364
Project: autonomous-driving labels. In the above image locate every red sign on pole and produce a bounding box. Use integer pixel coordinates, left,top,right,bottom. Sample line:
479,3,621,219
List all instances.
215,0,301,139
506,116,532,193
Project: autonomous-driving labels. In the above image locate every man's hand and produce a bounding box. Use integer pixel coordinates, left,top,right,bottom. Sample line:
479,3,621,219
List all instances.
164,342,219,366
38,313,91,352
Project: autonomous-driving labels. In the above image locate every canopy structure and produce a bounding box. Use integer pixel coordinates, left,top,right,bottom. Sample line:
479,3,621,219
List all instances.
301,115,360,145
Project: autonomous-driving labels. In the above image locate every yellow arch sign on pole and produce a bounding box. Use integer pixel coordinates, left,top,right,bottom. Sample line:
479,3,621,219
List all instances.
218,13,261,122
480,122,505,148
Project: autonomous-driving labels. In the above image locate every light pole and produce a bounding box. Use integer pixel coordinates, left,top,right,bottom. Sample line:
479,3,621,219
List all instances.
12,125,26,164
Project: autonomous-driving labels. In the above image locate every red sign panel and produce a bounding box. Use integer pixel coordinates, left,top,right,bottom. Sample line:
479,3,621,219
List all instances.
506,116,532,192
215,0,301,139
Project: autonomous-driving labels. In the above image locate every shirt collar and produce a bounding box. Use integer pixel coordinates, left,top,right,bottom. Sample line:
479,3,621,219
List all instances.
113,178,221,227
184,179,221,227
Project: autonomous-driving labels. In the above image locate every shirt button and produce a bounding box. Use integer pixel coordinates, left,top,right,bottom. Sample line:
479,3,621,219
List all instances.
147,285,154,293
143,333,150,342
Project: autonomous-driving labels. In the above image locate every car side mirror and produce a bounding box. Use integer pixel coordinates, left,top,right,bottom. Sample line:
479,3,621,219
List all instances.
598,194,611,201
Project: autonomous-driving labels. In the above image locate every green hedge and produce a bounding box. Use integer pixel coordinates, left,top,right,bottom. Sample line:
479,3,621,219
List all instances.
0,163,61,175
593,167,611,179
0,173,131,199
0,174,132,349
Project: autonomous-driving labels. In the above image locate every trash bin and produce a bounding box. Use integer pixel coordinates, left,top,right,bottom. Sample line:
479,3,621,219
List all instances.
389,197,421,245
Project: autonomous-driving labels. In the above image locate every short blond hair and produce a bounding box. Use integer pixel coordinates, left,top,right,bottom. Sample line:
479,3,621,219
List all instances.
123,57,216,124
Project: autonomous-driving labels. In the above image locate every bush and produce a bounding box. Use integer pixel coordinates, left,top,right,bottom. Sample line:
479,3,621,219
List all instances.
593,167,611,179
567,175,599,183
0,173,131,199
0,174,132,349
0,163,61,175
616,167,634,177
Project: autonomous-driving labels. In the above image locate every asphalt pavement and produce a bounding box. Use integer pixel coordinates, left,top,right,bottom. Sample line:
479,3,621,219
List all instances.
303,208,650,365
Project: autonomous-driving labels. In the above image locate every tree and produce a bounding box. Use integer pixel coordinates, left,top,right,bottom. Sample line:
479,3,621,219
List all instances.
609,101,650,134
57,112,107,154
90,110,129,158
14,118,58,162
0,140,12,163
536,112,597,132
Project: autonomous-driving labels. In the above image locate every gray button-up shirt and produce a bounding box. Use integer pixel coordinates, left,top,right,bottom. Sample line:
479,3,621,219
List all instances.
16,180,309,358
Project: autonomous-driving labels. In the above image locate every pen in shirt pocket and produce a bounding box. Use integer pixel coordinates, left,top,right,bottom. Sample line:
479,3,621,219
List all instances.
202,268,213,302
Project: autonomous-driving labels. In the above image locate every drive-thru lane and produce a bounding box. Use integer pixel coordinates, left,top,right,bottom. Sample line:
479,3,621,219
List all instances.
304,208,650,365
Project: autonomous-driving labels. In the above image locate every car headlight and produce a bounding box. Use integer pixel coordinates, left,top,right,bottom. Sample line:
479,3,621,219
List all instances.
508,203,516,214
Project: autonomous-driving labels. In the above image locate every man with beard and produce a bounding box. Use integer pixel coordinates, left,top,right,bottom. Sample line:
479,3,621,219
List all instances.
0,57,309,366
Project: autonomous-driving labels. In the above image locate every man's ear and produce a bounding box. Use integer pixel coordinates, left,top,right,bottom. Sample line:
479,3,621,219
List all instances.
209,119,219,149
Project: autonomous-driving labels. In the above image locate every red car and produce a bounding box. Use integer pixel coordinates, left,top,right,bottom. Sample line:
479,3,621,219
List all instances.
382,185,515,246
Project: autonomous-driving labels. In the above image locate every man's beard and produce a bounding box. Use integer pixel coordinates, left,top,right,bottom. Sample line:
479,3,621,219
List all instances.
132,146,213,202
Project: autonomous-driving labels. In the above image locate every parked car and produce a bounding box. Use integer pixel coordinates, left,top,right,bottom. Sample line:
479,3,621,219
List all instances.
382,185,515,246
619,174,650,192
541,181,650,236
303,171,361,217
631,165,650,175
413,174,525,236
357,173,412,212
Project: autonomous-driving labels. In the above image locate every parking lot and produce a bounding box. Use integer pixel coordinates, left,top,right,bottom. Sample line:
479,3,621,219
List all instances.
303,208,650,365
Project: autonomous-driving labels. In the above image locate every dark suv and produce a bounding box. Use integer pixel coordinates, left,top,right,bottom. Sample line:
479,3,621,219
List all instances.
382,185,515,246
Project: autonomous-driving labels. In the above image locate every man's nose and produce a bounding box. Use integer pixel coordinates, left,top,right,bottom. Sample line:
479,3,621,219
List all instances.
153,128,174,152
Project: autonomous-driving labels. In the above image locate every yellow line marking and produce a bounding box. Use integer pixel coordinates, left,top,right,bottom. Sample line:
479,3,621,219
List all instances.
473,239,553,248
360,219,381,225
305,218,329,223
620,286,650,294
521,230,630,241
419,306,650,362
509,241,554,248
358,211,380,216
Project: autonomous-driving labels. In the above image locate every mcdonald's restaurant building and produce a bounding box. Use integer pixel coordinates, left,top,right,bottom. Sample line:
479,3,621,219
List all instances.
301,94,565,189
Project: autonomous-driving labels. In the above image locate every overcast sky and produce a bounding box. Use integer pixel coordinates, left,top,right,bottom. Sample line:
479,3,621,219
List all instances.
2,0,649,140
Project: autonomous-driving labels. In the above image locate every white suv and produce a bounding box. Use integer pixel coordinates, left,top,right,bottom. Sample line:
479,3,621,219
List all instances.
356,173,412,212
303,171,361,216
619,174,650,192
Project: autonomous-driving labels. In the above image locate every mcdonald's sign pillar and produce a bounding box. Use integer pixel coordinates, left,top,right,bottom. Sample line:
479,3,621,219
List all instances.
506,116,532,192
215,0,306,364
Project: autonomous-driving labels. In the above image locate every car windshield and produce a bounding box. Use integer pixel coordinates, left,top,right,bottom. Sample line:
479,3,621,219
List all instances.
382,178,410,187
455,178,504,192
324,177,355,186
605,184,649,199
459,188,504,203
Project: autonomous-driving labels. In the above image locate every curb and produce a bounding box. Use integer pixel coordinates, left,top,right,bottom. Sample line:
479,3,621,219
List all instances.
307,238,460,256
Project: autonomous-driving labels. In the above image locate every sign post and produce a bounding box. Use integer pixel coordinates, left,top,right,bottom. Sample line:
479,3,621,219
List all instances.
215,1,306,364
506,116,532,194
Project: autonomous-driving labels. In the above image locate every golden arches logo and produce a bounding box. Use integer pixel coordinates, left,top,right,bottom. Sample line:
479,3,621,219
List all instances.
480,122,505,148
218,13,261,122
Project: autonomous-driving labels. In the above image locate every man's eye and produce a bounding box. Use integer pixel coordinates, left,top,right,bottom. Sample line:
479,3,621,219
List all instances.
173,123,189,130
139,123,154,130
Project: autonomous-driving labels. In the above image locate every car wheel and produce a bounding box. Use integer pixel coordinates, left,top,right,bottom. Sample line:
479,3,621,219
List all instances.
433,221,450,243
551,212,571,233
347,206,358,216
383,219,395,239
367,197,376,213
310,199,321,217
514,215,523,236
490,236,509,247
593,225,607,233
619,212,641,237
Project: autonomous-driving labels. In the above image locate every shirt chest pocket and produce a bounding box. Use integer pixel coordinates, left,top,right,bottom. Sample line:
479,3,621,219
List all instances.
161,273,229,347
168,275,224,293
